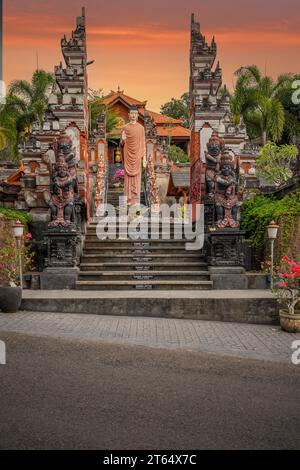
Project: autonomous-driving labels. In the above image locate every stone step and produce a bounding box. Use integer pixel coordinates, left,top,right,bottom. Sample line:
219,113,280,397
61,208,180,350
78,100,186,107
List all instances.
76,280,213,290
85,232,190,240
81,254,205,263
20,291,279,324
84,238,189,246
80,262,208,272
82,247,200,255
88,221,189,226
78,271,210,282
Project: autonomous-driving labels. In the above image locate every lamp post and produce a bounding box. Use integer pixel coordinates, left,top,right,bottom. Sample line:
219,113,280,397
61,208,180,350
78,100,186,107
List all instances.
267,220,279,289
13,220,24,290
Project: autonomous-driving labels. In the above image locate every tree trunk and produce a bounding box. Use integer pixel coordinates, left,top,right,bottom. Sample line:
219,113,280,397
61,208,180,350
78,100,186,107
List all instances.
261,131,267,146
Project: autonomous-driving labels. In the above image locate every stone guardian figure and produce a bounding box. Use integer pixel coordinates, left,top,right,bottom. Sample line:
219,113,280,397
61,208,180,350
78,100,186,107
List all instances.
48,153,77,227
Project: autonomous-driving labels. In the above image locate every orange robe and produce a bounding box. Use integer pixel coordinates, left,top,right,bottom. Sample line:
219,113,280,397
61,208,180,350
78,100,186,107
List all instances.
122,122,146,206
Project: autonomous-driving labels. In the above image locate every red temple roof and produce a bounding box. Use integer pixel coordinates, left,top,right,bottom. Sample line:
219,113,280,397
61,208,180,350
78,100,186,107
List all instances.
102,90,147,108
102,90,185,125
156,125,191,137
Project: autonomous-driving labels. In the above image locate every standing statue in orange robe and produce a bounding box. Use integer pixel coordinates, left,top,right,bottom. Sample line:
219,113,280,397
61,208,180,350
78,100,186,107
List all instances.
121,106,146,206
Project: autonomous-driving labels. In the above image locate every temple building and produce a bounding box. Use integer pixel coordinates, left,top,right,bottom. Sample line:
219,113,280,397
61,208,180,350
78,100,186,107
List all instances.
0,7,91,222
0,8,257,290
91,89,190,165
189,13,257,186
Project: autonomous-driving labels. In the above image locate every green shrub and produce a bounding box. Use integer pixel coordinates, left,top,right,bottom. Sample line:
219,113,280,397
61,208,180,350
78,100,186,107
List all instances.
168,145,189,163
0,208,33,225
241,192,300,263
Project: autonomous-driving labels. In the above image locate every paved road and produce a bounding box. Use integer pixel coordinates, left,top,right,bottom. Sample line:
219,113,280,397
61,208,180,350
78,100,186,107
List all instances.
0,332,299,450
0,312,299,363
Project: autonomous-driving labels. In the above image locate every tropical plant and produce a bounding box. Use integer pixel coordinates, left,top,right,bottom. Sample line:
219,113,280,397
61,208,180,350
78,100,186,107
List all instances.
261,259,281,275
160,93,190,128
0,103,19,159
8,69,54,127
0,69,54,159
88,88,120,136
231,66,298,144
256,142,299,185
241,192,300,263
274,256,300,316
168,145,189,163
0,208,33,225
0,218,33,286
0,126,7,150
275,75,300,143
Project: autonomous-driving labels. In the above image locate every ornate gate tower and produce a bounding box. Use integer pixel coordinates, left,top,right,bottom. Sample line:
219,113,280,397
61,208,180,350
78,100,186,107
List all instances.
189,13,248,289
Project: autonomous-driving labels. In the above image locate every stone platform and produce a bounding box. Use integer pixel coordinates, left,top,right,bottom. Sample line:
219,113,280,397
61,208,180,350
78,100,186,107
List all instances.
20,290,279,325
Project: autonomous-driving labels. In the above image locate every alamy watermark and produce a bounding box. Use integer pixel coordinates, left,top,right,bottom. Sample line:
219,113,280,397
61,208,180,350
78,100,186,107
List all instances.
0,80,6,105
95,200,205,251
292,80,300,105
0,340,6,365
291,340,300,365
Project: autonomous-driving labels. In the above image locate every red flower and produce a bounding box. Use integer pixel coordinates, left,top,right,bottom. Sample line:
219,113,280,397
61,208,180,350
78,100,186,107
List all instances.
279,282,288,288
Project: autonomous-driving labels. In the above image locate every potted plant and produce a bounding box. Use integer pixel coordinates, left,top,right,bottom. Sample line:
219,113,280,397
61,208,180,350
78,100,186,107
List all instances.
0,216,32,313
273,256,300,333
113,169,125,189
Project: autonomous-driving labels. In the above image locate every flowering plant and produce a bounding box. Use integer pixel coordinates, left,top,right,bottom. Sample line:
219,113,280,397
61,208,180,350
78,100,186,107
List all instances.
0,219,34,287
273,256,300,315
114,169,125,181
113,169,125,189
261,260,280,275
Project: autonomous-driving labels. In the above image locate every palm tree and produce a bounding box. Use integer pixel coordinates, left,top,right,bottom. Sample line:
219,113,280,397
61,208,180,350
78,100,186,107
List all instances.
231,66,294,144
0,127,6,150
88,88,120,137
8,70,54,124
0,103,19,159
0,69,54,159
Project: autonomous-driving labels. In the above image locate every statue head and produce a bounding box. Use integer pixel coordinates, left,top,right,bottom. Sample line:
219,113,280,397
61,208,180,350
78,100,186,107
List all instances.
221,148,236,169
129,106,139,123
207,131,224,157
221,164,232,177
55,152,69,178
58,131,73,156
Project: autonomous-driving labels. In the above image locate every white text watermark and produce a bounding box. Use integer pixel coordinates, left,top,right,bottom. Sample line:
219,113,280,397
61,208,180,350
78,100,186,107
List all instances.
291,340,300,365
0,340,6,365
95,200,205,251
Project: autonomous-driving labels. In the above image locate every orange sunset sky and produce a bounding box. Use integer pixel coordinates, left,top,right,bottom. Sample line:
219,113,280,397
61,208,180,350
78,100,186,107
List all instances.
3,0,300,111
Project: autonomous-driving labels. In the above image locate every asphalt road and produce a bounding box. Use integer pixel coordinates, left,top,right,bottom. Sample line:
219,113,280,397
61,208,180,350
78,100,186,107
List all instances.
0,332,299,450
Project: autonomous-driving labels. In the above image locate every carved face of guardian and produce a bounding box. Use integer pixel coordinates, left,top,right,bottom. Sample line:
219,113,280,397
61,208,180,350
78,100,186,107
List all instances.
57,166,68,178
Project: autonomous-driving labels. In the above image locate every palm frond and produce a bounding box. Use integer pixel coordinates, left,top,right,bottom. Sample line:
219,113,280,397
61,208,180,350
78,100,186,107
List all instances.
8,80,33,103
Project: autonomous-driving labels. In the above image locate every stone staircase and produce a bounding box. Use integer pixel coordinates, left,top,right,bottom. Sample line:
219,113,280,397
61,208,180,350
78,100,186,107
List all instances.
76,165,212,291
76,220,212,291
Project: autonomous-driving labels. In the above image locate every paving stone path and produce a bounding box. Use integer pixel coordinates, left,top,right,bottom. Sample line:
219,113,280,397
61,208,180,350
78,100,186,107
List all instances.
0,312,299,364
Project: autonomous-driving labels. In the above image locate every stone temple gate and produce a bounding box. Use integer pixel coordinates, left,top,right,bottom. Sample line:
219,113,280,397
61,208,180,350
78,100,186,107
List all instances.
0,9,258,291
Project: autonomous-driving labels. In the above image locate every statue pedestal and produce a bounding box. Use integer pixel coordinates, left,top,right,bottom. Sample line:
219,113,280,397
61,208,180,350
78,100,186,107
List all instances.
41,225,80,290
40,267,79,290
207,230,248,290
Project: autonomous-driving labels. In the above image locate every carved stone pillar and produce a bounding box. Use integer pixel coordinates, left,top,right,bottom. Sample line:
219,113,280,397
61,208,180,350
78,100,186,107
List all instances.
41,225,80,289
206,230,247,289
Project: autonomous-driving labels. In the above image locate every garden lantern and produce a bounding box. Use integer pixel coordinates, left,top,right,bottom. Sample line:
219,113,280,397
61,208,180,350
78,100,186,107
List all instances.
12,220,24,290
267,221,279,289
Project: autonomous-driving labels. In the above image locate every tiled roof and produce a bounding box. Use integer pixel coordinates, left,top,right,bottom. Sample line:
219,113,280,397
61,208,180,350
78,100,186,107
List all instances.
156,125,191,138
102,91,147,107
102,91,184,125
140,109,183,124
